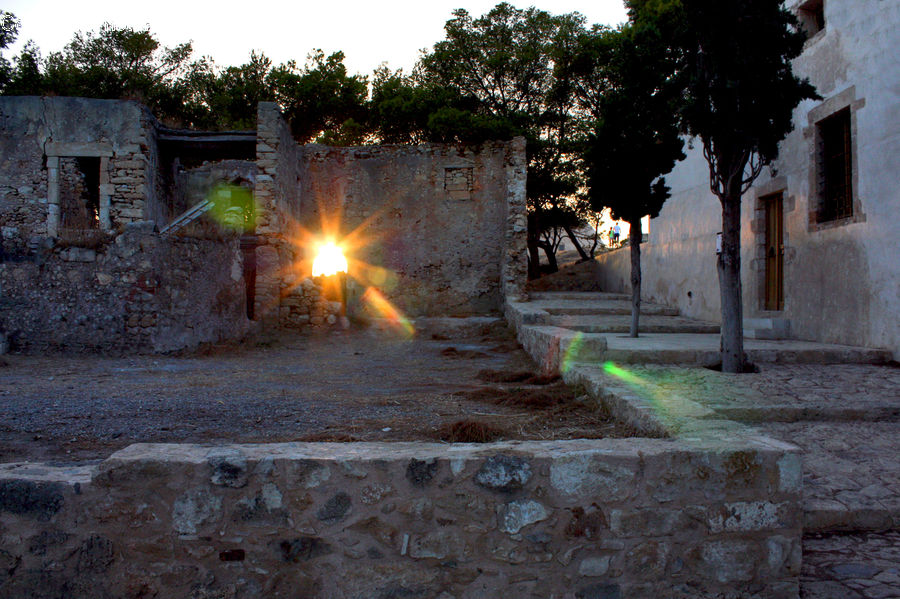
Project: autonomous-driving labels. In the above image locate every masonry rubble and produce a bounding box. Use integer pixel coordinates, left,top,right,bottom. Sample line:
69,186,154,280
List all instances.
0,97,528,352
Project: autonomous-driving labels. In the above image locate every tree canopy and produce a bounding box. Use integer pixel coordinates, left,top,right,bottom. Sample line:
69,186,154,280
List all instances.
629,0,819,370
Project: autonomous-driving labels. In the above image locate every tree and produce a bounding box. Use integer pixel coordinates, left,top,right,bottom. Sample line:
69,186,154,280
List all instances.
631,0,818,371
270,50,369,144
3,42,43,96
0,10,20,92
577,23,684,337
181,52,277,130
43,23,193,107
415,3,594,278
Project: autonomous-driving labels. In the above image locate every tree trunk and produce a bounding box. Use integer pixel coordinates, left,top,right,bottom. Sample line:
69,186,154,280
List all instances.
718,188,745,372
629,217,642,338
561,221,591,262
538,240,558,273
526,212,542,280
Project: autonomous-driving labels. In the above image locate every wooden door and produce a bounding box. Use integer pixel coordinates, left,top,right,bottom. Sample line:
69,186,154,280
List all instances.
764,193,784,311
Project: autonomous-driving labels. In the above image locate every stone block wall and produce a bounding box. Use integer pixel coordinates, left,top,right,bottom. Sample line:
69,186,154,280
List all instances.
294,138,526,318
0,223,249,353
253,104,526,327
0,439,801,598
0,97,161,256
254,103,302,322
174,159,257,215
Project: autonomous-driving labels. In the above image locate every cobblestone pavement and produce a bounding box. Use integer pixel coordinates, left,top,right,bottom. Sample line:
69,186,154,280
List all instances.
802,532,900,598
756,421,900,531
589,362,900,595
618,363,900,421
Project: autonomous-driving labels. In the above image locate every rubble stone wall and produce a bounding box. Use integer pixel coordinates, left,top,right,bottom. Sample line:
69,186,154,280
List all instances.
295,139,526,318
0,223,249,353
0,439,801,598
253,103,301,322
0,97,161,256
174,159,257,214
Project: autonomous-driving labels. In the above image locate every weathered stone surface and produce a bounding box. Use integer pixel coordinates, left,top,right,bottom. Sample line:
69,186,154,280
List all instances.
498,499,548,533
172,488,222,534
550,454,636,499
575,582,622,599
475,455,532,493
0,480,64,521
696,540,760,583
279,537,332,562
0,439,799,597
316,491,352,523
578,555,611,577
408,530,465,559
208,449,249,488
406,458,438,487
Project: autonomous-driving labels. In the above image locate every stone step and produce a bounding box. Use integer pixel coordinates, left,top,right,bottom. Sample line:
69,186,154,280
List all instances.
549,314,718,334
516,325,608,375
805,498,900,533
744,318,792,340
529,291,631,302
599,334,892,366
542,302,681,317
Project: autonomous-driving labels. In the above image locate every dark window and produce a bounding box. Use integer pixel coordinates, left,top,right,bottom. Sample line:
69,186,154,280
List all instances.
59,157,101,230
799,0,825,37
816,108,853,223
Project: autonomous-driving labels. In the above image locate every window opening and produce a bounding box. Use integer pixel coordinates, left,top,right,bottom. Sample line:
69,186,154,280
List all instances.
59,157,101,231
816,108,852,223
798,0,825,37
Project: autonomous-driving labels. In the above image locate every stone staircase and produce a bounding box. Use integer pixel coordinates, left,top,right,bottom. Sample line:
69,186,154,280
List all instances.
508,291,891,368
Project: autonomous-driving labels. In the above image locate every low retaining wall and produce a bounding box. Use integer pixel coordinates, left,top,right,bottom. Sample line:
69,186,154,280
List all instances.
0,440,801,598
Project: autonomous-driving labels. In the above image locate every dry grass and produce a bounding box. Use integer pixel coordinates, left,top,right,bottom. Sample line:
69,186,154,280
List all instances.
477,369,560,385
458,382,579,409
436,419,508,443
440,347,490,359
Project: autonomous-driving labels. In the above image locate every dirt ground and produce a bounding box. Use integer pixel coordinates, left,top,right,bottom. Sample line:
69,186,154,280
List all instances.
0,321,637,462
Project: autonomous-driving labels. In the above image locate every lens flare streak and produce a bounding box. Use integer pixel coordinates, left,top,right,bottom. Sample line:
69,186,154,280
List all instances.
361,287,415,337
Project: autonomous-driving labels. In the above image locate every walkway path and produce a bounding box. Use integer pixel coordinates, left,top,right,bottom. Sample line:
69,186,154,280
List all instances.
508,292,900,598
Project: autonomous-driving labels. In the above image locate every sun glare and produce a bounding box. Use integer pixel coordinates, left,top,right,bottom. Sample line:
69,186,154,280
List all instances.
312,241,349,277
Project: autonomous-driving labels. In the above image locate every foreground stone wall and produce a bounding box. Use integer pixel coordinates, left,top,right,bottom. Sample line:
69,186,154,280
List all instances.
0,439,801,598
0,223,249,353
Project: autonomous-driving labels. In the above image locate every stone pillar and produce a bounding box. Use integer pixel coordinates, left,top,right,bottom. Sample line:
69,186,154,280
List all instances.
501,136,528,302
99,156,112,231
46,156,60,237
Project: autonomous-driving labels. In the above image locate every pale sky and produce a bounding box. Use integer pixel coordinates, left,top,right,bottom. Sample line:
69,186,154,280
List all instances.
4,0,628,77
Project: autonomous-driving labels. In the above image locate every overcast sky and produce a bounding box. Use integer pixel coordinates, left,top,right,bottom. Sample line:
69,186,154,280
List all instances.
4,0,628,76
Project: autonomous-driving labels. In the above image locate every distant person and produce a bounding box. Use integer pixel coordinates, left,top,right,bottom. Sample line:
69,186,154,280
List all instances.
612,223,621,246
608,228,615,247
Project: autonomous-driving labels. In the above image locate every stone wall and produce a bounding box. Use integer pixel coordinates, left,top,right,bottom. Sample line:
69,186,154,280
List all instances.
592,2,900,357
254,103,302,322
251,103,527,326
0,97,161,256
0,439,801,598
0,223,249,353
174,159,257,215
295,139,526,318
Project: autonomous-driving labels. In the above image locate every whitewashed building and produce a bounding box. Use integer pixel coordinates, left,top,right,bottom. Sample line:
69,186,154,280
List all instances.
594,0,900,357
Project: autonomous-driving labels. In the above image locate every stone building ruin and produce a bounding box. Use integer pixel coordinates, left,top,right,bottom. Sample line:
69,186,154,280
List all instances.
0,96,527,353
